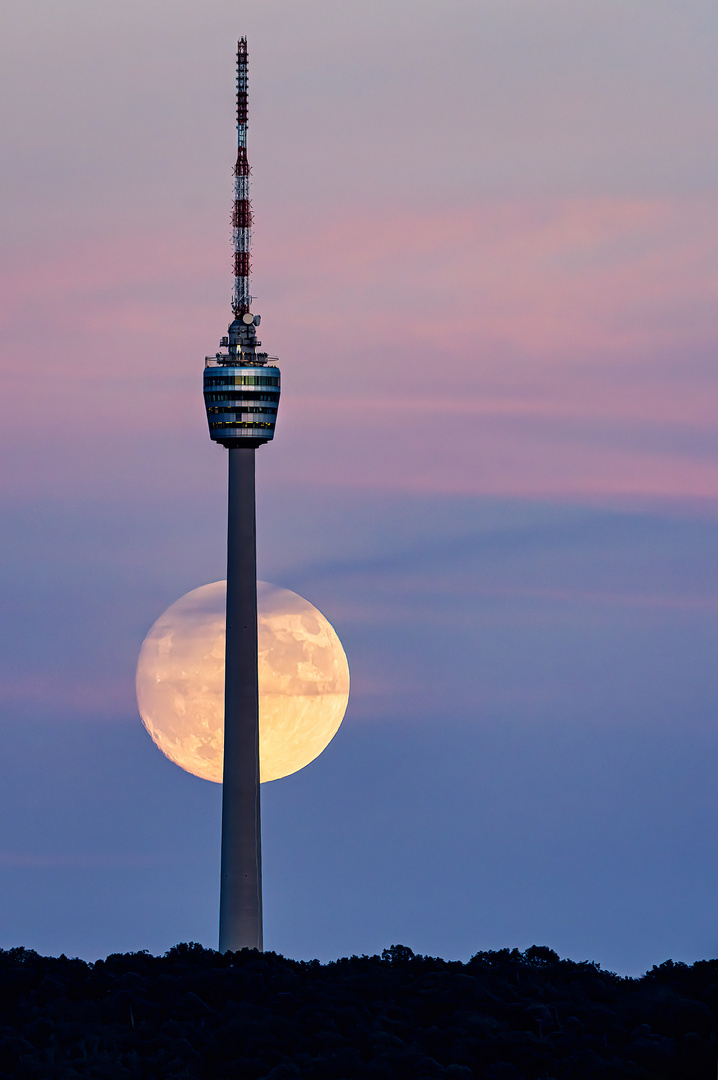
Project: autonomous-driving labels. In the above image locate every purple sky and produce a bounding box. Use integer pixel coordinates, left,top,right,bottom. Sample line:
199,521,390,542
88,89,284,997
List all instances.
1,0,718,973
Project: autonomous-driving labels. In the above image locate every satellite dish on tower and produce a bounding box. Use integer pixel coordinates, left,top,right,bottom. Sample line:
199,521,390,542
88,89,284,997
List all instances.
242,312,254,325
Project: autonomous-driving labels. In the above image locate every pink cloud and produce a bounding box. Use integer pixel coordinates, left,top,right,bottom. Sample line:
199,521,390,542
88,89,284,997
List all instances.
258,196,718,363
2,195,718,500
0,675,135,718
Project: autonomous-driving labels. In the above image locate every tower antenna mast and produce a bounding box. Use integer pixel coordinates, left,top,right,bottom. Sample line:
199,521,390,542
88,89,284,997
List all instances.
233,37,251,318
202,38,281,953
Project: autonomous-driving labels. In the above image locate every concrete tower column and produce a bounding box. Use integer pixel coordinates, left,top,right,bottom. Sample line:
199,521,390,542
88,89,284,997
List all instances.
218,446,262,952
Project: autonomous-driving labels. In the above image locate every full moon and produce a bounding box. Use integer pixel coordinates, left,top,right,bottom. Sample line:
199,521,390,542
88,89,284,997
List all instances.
136,581,350,783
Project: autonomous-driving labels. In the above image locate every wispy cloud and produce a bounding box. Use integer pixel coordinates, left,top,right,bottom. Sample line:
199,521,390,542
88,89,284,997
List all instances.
0,852,167,868
0,675,134,717
3,195,717,500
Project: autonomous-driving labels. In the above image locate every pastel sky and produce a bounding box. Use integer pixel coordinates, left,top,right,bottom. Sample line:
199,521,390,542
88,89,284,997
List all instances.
1,0,718,974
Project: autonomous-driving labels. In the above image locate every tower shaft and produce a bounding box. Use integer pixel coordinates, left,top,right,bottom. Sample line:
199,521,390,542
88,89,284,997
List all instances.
219,447,262,952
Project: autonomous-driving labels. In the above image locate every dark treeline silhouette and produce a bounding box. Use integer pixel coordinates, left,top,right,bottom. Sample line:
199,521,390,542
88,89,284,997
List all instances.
0,942,715,1077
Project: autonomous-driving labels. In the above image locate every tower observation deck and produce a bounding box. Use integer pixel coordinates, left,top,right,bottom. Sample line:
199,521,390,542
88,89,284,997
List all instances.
205,38,279,954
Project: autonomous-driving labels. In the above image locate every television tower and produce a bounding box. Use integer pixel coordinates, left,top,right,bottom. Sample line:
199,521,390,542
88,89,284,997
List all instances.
203,37,281,953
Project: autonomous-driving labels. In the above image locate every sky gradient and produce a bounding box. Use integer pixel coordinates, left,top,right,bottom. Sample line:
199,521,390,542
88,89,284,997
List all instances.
1,0,718,975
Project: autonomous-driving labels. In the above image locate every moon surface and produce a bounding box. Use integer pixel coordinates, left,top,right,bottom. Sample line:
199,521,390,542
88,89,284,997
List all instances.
136,581,350,783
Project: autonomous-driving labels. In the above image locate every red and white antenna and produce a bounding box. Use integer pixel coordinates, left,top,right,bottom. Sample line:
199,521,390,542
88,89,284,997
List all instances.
232,37,251,317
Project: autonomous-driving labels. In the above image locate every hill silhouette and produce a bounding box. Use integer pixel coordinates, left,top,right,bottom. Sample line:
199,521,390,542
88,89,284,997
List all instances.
0,942,714,1077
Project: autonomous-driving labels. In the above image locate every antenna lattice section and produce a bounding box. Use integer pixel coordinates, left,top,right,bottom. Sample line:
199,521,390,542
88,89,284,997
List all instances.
232,37,252,317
